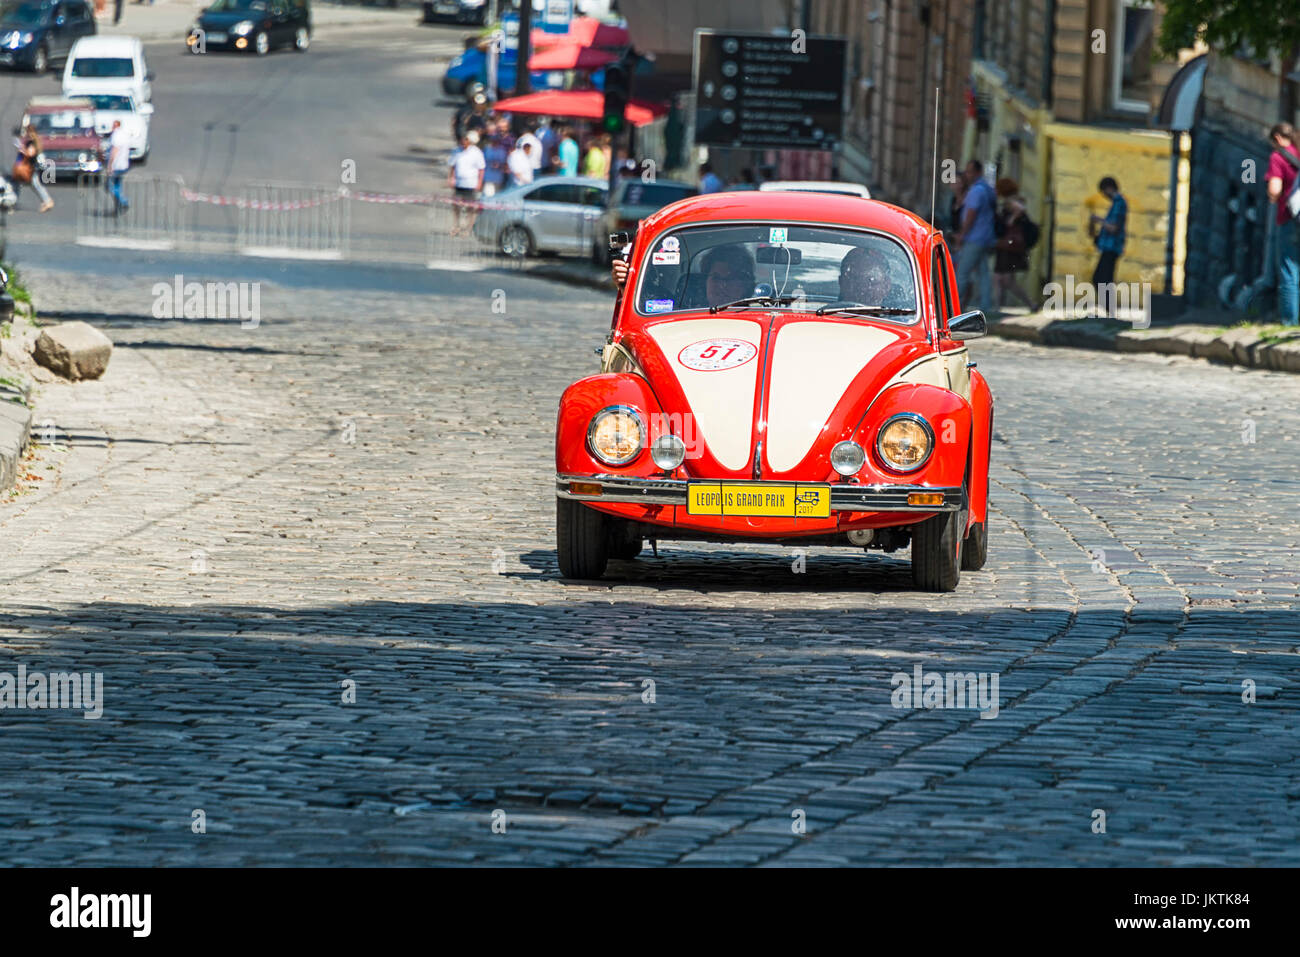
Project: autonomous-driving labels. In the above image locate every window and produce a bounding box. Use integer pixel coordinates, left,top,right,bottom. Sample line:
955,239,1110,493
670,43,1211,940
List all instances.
70,57,136,78
577,186,606,208
1113,0,1156,113
529,184,578,205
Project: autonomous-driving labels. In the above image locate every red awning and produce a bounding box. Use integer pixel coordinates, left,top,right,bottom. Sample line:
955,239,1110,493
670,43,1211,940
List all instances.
528,43,617,71
531,16,630,50
491,90,666,127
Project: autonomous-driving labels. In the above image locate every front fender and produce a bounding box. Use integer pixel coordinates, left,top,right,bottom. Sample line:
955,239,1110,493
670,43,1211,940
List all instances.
555,373,664,475
854,383,972,489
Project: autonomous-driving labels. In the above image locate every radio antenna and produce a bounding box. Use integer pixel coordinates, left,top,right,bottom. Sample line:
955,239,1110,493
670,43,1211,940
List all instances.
929,85,940,230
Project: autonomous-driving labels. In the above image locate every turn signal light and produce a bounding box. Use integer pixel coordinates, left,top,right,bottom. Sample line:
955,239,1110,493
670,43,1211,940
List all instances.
907,492,944,506
235,37,248,48
570,482,603,496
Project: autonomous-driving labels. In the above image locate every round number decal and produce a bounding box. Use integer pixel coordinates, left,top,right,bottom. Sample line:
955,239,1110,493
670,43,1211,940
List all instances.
677,338,758,372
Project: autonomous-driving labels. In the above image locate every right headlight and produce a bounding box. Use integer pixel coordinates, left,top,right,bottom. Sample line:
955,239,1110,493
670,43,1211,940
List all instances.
876,414,934,473
233,20,255,35
587,406,645,467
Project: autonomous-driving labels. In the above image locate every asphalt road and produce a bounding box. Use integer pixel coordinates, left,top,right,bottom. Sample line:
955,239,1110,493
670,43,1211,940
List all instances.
1,250,1297,865
0,20,471,257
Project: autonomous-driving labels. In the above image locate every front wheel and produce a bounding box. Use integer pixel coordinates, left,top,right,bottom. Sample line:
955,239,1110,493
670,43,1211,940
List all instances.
961,520,987,570
498,224,532,258
254,31,270,55
294,27,310,51
557,498,609,579
911,507,962,592
30,44,47,73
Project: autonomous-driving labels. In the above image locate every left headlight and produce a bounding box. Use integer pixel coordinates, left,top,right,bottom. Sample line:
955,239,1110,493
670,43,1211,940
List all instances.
233,19,255,35
876,414,934,473
587,406,645,467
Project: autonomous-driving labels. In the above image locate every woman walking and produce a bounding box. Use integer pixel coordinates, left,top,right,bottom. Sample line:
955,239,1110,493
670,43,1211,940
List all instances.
993,177,1034,311
12,124,54,213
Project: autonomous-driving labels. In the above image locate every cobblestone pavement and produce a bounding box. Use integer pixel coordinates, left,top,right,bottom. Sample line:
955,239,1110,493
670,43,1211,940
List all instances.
1,259,1298,866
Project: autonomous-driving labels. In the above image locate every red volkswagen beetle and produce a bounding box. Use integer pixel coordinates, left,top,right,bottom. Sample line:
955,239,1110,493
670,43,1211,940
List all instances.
554,191,994,591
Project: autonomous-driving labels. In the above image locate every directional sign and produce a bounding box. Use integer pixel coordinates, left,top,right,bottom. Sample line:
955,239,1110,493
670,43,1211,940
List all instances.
693,31,847,151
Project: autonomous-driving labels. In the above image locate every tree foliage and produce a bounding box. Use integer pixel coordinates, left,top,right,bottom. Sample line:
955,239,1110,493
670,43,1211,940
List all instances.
1158,0,1300,60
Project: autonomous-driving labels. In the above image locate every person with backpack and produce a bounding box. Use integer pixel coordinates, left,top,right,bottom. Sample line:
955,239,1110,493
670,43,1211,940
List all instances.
993,177,1036,311
1266,122,1300,326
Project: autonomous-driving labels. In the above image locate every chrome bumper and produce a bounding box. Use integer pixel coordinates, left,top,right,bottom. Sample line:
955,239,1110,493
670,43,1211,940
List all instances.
555,475,963,512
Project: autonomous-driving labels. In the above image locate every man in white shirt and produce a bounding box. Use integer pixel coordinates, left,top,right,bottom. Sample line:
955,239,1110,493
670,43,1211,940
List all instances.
507,141,534,188
447,131,484,235
106,120,131,214
516,123,543,172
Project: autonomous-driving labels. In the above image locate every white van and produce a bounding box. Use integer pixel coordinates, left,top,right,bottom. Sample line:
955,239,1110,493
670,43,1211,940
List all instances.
61,36,153,105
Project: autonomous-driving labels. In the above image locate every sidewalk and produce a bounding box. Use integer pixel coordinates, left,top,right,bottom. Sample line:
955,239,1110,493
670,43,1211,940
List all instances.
95,0,420,42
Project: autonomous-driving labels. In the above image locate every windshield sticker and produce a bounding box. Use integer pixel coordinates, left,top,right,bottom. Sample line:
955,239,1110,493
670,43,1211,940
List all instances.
677,338,758,372
768,227,788,244
660,236,680,252
651,250,680,265
644,299,675,313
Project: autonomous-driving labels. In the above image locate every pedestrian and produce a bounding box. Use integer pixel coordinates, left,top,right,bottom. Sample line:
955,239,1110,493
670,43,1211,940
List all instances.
447,131,484,235
480,132,506,199
730,167,758,190
993,177,1035,311
1089,176,1127,317
954,160,996,314
113,0,122,24
516,121,542,172
535,120,556,171
12,123,53,212
699,162,723,194
1266,122,1300,326
507,140,534,187
582,132,609,178
556,125,579,177
105,119,131,214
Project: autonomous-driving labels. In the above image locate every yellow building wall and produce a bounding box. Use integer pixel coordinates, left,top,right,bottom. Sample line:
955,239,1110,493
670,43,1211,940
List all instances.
1046,123,1188,292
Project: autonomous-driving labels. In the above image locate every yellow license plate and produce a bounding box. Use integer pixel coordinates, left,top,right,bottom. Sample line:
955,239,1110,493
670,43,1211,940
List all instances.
687,483,830,517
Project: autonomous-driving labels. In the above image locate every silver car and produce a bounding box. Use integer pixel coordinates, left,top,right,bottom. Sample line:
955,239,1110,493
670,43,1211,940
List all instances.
473,176,608,258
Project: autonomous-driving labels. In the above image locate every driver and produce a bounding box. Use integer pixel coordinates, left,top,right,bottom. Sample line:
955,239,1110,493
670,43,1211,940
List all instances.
838,246,895,304
612,244,756,308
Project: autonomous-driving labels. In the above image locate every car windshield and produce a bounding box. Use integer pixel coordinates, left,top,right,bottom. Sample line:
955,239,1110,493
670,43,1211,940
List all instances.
84,94,133,111
619,182,694,208
27,111,95,134
634,223,918,321
70,57,136,78
206,0,267,11
0,1,46,25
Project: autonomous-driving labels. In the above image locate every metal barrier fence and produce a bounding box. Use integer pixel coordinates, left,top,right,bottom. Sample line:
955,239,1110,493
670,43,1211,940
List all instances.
76,173,189,251
236,183,350,260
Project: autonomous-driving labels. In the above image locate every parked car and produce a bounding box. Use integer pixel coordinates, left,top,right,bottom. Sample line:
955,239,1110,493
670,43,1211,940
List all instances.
21,96,103,177
758,180,872,199
592,178,697,265
555,191,995,590
62,35,152,103
439,43,556,98
84,92,151,163
422,0,486,25
0,0,95,73
187,0,311,55
473,176,607,258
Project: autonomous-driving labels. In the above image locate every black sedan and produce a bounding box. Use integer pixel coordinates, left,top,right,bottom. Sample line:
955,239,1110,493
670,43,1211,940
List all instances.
187,0,311,56
421,0,487,25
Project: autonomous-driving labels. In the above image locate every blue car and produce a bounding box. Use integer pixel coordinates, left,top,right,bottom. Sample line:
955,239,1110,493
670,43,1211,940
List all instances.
441,44,559,97
0,0,96,74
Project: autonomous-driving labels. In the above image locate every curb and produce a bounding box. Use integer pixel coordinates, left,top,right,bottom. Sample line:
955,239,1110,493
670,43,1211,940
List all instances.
987,313,1300,374
0,379,32,495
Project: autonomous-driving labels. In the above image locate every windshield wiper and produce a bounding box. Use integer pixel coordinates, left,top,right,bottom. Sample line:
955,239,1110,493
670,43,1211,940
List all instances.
709,295,800,314
814,302,916,317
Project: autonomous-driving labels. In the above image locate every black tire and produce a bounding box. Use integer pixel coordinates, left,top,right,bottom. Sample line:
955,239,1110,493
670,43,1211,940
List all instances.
608,519,642,560
961,521,988,570
293,27,310,52
30,45,47,73
557,497,609,579
254,31,270,55
911,507,962,592
498,224,532,258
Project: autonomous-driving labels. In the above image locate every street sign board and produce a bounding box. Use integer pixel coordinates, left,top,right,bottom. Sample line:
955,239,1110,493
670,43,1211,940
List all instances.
541,0,572,34
693,30,847,151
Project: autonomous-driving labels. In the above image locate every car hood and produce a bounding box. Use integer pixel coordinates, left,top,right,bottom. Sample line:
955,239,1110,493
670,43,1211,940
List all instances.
39,131,101,149
623,313,932,479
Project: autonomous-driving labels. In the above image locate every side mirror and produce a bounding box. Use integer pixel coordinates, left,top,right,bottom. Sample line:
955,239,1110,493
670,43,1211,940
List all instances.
948,310,987,341
55,15,65,25
146,71,155,81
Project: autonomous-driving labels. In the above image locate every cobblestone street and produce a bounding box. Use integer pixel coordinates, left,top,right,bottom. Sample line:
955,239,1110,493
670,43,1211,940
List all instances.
1,260,1297,866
